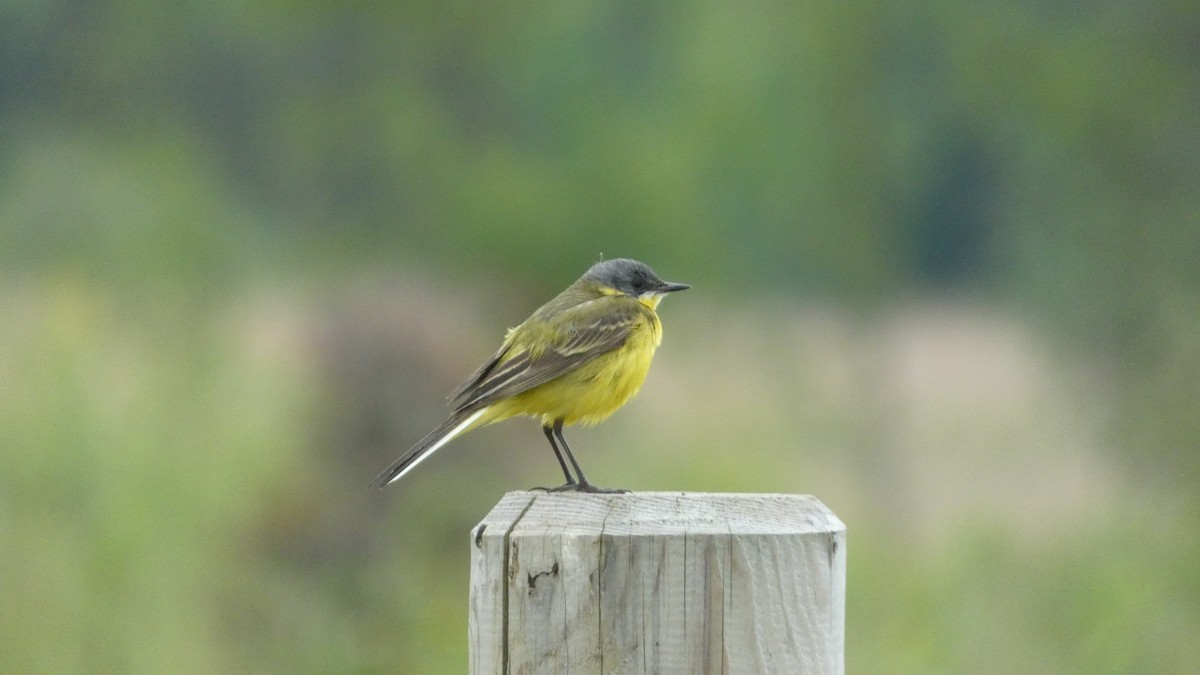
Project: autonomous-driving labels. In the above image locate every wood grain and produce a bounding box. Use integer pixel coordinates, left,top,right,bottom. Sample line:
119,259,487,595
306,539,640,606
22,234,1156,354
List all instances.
469,492,845,675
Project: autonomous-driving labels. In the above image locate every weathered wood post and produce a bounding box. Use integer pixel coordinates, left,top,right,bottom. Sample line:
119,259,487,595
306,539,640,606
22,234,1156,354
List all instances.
469,492,846,674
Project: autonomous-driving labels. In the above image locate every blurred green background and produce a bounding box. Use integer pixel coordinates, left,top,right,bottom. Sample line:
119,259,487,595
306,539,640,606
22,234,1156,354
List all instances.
3,1,1198,673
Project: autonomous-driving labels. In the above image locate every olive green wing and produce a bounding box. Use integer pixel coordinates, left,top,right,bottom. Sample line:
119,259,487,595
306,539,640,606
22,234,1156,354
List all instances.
445,343,511,405
448,298,642,413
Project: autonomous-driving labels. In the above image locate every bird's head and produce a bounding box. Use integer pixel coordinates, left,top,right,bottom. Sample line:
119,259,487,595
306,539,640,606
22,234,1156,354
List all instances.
582,258,690,308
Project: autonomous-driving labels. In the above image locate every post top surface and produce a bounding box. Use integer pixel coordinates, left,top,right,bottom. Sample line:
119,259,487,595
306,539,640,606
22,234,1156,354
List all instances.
475,491,844,538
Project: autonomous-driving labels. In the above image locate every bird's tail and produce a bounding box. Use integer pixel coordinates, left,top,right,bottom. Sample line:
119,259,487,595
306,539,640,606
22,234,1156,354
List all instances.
370,408,488,488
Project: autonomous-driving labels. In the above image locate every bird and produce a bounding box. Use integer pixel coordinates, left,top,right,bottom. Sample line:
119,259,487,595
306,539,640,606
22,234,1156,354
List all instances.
370,258,689,492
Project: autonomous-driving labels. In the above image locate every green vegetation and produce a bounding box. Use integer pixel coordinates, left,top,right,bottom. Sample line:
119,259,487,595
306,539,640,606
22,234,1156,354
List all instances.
2,2,1197,672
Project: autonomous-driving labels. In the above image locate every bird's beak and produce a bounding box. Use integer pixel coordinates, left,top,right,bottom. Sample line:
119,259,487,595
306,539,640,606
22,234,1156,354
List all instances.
657,281,691,293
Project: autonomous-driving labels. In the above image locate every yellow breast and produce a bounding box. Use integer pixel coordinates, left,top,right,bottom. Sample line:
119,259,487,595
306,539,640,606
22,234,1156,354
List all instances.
495,310,663,427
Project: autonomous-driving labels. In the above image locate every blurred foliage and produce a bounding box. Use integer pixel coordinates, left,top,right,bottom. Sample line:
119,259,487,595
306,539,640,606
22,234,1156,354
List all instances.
2,1,1198,673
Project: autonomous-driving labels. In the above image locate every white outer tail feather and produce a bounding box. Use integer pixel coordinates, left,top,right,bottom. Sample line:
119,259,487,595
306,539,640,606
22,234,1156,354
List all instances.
385,408,487,485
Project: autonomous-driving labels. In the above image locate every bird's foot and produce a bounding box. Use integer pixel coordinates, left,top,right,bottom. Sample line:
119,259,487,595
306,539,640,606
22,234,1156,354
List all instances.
528,482,574,492
564,481,629,494
528,481,629,494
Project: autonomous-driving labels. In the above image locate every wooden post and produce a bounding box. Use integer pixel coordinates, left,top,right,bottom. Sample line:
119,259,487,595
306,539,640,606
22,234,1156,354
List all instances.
469,492,846,675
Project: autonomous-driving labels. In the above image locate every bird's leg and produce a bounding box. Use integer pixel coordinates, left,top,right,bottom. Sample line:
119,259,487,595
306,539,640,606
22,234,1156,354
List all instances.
551,420,628,494
529,423,577,491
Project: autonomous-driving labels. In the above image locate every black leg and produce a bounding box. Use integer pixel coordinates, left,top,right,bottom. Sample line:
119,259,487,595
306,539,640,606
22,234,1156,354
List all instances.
554,420,589,484
551,420,628,494
541,423,576,487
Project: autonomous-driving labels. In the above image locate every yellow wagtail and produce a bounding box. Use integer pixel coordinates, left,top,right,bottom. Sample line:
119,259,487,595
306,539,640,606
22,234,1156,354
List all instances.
371,258,689,492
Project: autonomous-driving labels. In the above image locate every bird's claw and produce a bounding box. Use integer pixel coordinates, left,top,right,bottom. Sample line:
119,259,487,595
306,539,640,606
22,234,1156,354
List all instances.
529,482,628,494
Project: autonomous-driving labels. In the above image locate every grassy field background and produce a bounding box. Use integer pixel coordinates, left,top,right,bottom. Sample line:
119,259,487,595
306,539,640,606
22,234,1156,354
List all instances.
3,2,1198,672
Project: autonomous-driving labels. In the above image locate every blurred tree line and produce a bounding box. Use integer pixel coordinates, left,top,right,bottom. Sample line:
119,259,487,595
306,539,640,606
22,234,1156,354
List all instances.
2,1,1198,672
5,0,1196,476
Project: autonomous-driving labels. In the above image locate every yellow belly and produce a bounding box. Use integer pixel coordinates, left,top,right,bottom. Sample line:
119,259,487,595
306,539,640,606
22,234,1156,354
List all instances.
486,312,662,427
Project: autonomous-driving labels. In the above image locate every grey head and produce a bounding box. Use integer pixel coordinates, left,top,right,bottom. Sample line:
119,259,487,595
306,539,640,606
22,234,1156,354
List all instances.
582,258,690,297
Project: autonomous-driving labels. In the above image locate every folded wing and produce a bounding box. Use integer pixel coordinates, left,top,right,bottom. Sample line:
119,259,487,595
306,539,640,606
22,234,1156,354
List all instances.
448,298,642,413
